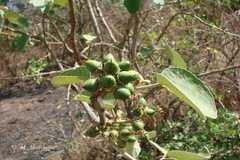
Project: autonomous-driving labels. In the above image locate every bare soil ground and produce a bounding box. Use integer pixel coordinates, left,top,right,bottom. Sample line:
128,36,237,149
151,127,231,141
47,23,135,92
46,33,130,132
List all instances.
0,82,117,160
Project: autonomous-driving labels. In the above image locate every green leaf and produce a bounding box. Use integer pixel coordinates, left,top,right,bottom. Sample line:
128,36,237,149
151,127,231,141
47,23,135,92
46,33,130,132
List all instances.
124,0,143,14
82,33,96,44
5,10,28,28
0,9,4,31
122,141,141,159
149,140,167,155
165,48,187,69
74,91,92,104
99,94,115,110
54,0,68,6
11,34,29,50
157,68,217,119
167,150,210,160
52,66,90,86
153,0,164,4
149,140,210,160
29,0,53,7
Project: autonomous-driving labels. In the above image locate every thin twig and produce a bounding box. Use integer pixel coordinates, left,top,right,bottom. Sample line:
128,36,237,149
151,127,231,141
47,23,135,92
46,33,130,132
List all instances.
193,15,240,39
95,0,117,43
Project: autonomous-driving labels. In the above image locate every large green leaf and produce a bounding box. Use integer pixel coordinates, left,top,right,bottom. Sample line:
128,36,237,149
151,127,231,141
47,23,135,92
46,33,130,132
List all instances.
5,10,28,28
157,68,217,119
99,94,116,110
167,150,210,160
74,91,92,104
29,0,53,7
0,9,4,31
153,0,165,5
149,140,210,160
165,48,187,69
54,0,68,7
52,66,90,86
124,0,143,14
122,141,141,159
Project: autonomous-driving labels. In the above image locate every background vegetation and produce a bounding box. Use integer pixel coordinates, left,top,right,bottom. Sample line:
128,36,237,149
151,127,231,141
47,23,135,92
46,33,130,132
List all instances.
0,0,240,160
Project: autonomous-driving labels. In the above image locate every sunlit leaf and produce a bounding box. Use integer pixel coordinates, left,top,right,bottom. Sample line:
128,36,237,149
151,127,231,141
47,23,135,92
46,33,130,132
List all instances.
157,68,217,119
29,0,53,7
167,150,210,160
165,48,187,69
153,0,165,5
122,141,141,159
99,94,115,110
74,91,91,104
52,66,90,86
0,9,4,31
5,10,28,28
83,33,96,44
54,0,68,7
149,140,210,160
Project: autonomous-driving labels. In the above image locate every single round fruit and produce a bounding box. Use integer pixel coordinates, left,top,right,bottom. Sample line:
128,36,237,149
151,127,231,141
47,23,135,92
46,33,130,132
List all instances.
103,53,115,63
138,97,147,106
127,135,138,143
119,60,131,71
103,60,120,74
109,130,119,138
85,60,101,72
125,83,135,93
120,128,131,136
144,107,156,115
100,75,116,88
83,79,98,92
132,108,143,117
115,88,131,100
118,70,140,84
133,120,145,130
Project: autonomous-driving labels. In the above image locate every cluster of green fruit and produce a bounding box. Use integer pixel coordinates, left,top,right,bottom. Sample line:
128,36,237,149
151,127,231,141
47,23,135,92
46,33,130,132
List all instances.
83,54,156,148
103,120,145,148
83,53,140,100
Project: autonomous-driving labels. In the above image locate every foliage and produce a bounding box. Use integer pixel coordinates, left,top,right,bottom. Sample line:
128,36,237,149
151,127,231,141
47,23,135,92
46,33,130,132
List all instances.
156,108,240,160
28,58,48,85
51,53,217,159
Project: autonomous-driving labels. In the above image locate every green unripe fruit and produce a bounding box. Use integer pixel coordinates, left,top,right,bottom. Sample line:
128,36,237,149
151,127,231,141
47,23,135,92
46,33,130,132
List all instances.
83,79,98,92
120,128,131,136
109,130,119,138
115,88,131,100
85,60,101,72
118,70,140,84
144,107,156,115
133,120,145,130
103,53,115,63
103,60,120,74
112,122,120,129
125,83,135,93
100,75,116,88
132,108,143,117
127,135,138,143
117,139,127,148
138,97,147,106
119,60,131,71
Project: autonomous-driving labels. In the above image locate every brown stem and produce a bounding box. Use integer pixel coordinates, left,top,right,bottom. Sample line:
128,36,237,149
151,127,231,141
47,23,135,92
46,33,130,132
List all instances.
68,0,82,64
